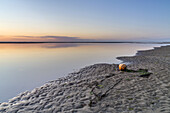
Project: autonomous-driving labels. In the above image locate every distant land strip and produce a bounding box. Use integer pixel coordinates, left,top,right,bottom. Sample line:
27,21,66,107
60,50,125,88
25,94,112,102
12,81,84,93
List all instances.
0,42,169,44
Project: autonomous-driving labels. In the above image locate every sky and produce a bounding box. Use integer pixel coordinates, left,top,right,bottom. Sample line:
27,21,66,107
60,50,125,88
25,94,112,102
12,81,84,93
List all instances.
0,0,170,42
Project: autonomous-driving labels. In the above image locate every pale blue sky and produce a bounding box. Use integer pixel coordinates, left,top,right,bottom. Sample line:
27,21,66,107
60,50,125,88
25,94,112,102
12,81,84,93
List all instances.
0,0,170,41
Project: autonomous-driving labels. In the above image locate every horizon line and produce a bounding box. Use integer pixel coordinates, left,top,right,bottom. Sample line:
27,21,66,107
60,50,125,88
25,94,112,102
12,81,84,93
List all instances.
0,41,169,44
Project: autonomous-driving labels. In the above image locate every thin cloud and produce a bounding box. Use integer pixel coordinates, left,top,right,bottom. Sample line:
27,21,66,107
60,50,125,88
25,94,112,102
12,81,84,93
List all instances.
13,35,94,42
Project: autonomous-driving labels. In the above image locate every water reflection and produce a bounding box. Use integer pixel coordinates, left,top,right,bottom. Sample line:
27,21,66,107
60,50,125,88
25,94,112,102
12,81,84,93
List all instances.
0,43,167,102
0,43,79,48
41,43,79,48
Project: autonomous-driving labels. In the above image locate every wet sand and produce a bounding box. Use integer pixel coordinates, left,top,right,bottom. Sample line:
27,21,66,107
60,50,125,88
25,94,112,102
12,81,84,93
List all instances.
0,45,170,113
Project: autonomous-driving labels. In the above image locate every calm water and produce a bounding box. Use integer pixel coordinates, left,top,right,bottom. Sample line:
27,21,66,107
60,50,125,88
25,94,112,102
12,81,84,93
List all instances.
0,43,167,102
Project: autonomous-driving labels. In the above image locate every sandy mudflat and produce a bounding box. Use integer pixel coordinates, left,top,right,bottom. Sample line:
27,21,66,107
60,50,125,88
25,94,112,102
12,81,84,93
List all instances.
0,45,170,113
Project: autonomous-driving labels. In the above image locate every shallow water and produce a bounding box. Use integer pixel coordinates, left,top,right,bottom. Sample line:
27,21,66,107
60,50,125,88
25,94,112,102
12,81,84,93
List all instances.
0,43,168,102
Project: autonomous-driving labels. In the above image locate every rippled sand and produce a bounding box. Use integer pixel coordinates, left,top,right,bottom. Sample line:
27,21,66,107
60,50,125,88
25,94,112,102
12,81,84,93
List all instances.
0,45,170,113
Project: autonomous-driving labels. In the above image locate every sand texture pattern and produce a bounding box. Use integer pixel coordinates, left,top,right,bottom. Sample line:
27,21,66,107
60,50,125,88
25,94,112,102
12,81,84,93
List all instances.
0,45,170,113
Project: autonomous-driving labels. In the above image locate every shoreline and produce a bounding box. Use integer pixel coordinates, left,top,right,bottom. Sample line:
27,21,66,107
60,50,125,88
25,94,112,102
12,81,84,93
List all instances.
0,45,170,112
